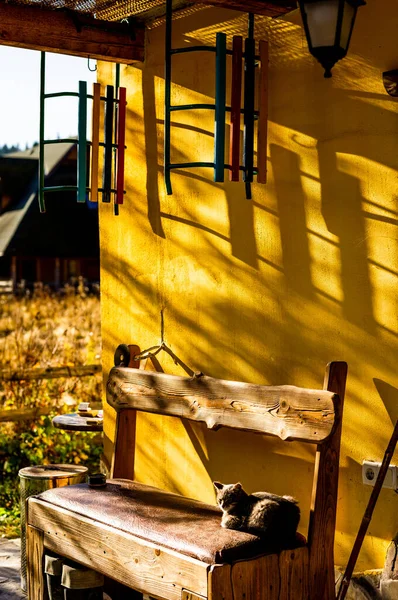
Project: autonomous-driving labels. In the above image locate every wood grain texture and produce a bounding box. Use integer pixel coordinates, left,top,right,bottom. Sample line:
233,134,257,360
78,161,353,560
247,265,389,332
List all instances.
27,525,47,600
0,3,145,63
29,499,209,600
231,553,280,599
208,564,233,600
193,0,296,16
52,413,103,431
107,368,337,443
111,345,140,479
111,409,137,479
279,547,309,600
308,361,347,600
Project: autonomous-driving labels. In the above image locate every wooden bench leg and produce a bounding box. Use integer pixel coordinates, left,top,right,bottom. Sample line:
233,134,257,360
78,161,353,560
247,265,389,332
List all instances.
27,525,47,600
208,564,233,600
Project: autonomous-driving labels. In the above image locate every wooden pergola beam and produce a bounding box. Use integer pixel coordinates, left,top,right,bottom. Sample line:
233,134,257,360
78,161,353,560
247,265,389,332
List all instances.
190,0,297,17
0,2,145,63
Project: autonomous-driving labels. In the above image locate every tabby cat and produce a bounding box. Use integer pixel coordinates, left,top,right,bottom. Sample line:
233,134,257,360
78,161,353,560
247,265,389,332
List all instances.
213,481,300,550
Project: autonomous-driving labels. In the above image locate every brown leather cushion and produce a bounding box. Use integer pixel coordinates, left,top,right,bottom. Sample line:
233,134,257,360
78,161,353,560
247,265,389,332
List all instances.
36,479,305,564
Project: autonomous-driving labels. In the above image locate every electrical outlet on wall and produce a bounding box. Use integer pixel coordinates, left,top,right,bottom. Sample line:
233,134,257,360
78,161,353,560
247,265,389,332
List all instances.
362,460,397,489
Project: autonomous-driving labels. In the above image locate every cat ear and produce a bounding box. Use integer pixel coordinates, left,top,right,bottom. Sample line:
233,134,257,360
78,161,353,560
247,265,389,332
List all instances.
213,481,223,490
235,482,242,490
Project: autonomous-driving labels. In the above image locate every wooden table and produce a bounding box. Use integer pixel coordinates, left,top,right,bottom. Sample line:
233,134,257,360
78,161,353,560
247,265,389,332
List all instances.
52,413,103,432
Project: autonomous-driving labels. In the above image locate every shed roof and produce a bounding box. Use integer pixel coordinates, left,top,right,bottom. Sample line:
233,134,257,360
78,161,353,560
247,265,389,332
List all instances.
0,142,76,257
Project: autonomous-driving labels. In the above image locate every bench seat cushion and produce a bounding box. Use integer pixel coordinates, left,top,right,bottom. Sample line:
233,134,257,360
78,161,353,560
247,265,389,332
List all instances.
35,479,304,564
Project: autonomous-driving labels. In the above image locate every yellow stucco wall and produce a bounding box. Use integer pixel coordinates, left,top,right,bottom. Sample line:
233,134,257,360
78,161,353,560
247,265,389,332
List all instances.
98,0,398,570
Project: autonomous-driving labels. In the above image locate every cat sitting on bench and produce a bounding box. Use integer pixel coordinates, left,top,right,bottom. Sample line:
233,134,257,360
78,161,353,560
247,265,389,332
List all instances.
213,481,300,550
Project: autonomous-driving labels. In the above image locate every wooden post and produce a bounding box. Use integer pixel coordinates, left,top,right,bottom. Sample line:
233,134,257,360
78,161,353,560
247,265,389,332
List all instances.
111,344,140,479
54,258,60,289
308,361,348,600
27,525,47,600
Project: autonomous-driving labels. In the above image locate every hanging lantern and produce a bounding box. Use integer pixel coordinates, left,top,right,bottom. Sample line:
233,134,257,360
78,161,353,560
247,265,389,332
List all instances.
298,0,366,78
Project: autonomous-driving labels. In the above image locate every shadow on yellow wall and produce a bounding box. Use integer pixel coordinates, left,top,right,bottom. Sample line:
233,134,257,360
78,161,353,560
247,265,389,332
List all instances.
98,0,398,570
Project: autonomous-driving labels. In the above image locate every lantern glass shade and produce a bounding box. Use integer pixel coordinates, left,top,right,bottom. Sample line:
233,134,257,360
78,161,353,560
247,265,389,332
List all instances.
299,0,365,78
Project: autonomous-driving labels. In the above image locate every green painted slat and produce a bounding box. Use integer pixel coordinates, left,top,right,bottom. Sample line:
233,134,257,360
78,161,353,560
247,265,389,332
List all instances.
214,32,227,183
77,80,87,203
39,51,46,213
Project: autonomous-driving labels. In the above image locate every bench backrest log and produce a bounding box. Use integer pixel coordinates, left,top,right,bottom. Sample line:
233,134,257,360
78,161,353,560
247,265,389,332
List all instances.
106,359,348,600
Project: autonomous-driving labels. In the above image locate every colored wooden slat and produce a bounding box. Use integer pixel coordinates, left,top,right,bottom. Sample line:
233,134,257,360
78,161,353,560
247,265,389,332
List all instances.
102,85,114,203
229,36,243,182
214,32,227,183
77,80,87,203
116,87,126,204
243,37,255,183
90,82,101,202
257,40,269,184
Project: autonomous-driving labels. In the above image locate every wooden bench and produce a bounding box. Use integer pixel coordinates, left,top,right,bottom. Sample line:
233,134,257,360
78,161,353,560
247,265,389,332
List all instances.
26,350,347,600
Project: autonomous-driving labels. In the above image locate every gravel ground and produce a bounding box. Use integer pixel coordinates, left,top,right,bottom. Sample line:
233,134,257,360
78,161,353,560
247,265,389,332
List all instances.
0,539,25,599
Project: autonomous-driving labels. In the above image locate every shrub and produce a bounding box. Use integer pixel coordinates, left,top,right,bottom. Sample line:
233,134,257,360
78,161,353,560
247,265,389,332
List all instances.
0,286,102,538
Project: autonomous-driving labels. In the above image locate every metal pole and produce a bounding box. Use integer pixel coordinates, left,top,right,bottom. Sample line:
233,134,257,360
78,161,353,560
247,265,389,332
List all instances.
39,51,46,213
164,0,172,195
337,419,398,600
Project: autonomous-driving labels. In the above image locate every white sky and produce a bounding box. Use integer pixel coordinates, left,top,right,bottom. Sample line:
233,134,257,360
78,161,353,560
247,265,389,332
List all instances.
0,46,97,149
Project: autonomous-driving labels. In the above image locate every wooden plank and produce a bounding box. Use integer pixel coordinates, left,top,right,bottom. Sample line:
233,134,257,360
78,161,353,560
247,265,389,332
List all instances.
0,3,145,63
190,0,296,16
107,368,337,443
52,413,103,432
279,547,309,600
229,36,243,182
257,40,269,184
208,564,233,600
28,499,209,600
0,363,100,381
90,82,101,202
231,554,280,599
26,525,47,600
0,406,52,423
308,361,347,600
